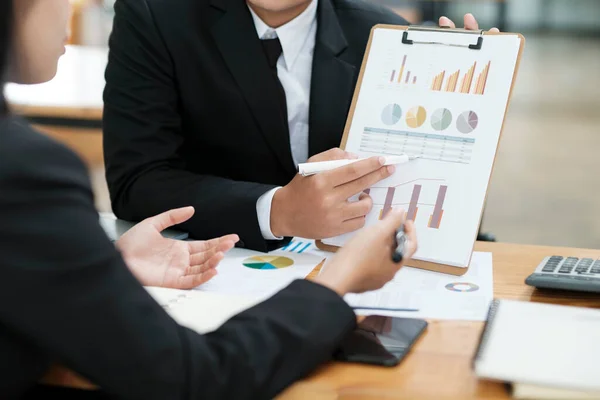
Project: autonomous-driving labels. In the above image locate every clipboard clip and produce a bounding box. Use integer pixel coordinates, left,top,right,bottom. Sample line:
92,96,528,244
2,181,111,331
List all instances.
402,26,484,50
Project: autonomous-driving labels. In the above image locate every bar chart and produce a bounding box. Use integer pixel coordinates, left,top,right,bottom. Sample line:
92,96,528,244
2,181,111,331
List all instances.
360,127,475,164
370,180,448,229
430,61,491,96
388,55,418,86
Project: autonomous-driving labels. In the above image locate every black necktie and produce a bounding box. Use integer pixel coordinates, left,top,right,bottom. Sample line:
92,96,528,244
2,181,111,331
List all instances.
260,38,289,131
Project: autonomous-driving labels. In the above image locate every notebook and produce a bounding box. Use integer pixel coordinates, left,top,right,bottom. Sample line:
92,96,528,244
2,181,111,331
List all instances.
474,299,600,399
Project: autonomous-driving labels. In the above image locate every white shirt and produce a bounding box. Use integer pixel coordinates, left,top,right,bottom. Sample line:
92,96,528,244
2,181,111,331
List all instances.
249,1,318,240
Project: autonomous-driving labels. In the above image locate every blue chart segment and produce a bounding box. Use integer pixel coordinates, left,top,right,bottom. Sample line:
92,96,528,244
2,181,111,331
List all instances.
360,127,475,164
381,104,402,126
281,240,312,254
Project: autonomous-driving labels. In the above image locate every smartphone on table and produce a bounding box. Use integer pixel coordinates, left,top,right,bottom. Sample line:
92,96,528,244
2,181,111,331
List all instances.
334,316,427,367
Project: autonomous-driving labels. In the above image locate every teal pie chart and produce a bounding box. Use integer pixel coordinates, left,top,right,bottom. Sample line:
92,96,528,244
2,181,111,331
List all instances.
381,103,402,126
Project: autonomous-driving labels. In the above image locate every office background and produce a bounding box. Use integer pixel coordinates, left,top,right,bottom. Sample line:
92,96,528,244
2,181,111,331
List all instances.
37,0,600,248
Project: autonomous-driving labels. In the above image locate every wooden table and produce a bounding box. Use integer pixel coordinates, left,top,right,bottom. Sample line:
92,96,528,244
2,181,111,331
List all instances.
43,241,600,398
281,241,600,400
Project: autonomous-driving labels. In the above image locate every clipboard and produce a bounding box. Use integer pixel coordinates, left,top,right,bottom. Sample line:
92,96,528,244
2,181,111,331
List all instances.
316,25,525,276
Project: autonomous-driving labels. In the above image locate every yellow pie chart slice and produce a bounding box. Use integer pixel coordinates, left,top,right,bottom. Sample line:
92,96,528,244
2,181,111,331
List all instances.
406,106,427,128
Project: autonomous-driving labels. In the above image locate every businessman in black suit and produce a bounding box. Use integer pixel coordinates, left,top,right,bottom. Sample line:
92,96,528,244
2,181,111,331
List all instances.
103,0,489,251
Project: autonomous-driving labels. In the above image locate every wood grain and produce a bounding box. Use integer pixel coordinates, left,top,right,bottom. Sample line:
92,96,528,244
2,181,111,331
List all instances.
42,242,600,398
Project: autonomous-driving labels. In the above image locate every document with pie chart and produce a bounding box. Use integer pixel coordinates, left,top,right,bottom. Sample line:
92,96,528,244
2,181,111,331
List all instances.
194,248,324,299
323,26,523,270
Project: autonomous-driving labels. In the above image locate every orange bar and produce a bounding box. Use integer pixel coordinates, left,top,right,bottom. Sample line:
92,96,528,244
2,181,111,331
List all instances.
438,71,446,90
481,61,491,94
447,70,459,92
397,55,407,83
461,62,476,93
459,75,467,93
444,74,452,92
431,72,441,90
453,72,459,91
466,62,477,93
474,74,482,95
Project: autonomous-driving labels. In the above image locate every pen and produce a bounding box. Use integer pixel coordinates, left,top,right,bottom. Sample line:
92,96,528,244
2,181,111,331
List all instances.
392,224,407,263
298,155,418,177
352,307,419,312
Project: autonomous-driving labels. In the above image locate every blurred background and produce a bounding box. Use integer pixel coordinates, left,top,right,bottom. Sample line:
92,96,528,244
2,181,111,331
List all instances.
6,0,600,248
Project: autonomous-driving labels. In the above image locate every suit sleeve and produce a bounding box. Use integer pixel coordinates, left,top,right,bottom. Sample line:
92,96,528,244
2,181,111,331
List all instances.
0,131,356,399
103,0,277,251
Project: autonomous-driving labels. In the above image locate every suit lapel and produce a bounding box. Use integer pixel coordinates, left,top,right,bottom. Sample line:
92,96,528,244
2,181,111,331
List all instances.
308,0,356,156
210,0,296,175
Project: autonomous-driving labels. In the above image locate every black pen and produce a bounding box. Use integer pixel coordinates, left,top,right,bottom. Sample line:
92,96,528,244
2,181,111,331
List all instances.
392,224,407,263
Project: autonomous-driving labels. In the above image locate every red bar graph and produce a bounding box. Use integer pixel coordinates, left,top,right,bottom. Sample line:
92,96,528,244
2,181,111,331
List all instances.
379,187,395,220
407,185,422,221
428,185,448,229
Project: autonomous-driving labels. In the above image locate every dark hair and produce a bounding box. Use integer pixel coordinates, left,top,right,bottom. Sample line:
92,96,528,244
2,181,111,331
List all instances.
0,0,13,115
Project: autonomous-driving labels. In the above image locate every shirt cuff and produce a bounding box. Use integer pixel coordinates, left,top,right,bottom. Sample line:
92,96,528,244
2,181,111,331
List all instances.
256,187,283,240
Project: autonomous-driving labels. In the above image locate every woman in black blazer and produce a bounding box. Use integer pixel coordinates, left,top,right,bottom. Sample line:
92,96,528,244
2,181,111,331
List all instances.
0,1,417,399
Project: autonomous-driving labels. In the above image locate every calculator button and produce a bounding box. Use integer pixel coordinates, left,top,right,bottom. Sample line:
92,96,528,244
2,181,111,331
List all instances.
591,268,600,274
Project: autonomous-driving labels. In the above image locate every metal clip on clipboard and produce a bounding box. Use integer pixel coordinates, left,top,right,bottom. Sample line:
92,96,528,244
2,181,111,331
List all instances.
402,26,484,50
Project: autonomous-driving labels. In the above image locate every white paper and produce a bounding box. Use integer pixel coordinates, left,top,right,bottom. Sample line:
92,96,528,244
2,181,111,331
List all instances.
145,287,260,334
344,252,494,321
324,29,522,268
194,247,324,299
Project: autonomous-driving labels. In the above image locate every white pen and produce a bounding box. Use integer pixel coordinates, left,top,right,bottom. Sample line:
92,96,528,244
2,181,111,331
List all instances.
298,155,418,177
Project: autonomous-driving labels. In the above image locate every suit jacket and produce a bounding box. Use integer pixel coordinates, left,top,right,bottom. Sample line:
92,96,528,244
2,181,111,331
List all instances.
103,0,407,251
0,116,356,399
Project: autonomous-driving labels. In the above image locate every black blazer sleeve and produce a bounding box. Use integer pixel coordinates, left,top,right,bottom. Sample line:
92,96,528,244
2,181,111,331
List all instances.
0,120,356,399
103,0,276,251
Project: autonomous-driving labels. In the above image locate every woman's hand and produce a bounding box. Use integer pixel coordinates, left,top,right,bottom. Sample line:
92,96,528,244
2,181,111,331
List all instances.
116,207,238,289
313,209,417,296
439,13,500,33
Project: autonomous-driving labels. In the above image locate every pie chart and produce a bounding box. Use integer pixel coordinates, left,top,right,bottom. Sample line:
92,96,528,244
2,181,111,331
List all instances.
431,108,452,131
381,103,402,126
457,111,479,133
406,106,427,128
445,282,480,293
243,256,294,270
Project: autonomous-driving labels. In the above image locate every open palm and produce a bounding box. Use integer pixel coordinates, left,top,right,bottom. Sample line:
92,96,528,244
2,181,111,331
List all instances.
116,207,238,289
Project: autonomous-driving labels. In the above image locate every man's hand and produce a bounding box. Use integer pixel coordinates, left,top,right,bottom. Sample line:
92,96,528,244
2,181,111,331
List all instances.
439,13,500,33
116,207,239,289
270,148,394,239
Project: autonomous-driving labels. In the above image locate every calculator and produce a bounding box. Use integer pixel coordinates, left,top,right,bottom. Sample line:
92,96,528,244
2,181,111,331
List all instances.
525,256,600,293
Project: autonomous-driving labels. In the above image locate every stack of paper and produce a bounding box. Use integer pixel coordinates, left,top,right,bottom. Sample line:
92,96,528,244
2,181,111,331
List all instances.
343,252,494,321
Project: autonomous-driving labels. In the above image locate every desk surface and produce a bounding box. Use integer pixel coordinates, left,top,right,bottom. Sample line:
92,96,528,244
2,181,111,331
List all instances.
43,241,600,398
282,241,600,400
5,45,106,120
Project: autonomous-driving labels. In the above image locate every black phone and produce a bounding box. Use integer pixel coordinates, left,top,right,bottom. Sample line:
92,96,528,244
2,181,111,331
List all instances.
334,316,428,367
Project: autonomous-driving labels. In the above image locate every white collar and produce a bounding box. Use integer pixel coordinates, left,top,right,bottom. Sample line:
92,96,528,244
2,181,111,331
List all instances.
248,0,318,70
